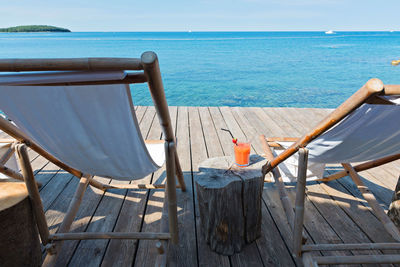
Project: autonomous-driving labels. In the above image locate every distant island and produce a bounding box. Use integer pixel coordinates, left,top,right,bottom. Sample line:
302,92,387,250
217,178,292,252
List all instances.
0,25,71,32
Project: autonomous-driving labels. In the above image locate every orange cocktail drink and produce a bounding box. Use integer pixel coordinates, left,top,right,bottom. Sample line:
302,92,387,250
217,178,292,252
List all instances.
234,142,250,167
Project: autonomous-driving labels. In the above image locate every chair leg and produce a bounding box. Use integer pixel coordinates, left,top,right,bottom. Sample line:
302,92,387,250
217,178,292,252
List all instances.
260,135,295,227
342,163,400,241
174,150,186,192
155,198,169,267
259,135,308,242
293,148,309,258
317,153,400,183
155,197,169,267
15,144,50,245
165,141,179,244
155,143,178,266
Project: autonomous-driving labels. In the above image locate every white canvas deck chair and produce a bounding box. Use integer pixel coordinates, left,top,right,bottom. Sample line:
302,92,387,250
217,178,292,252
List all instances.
0,52,186,266
260,78,400,266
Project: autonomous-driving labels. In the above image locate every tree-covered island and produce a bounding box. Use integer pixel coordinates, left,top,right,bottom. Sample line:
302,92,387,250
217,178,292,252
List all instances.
0,25,71,32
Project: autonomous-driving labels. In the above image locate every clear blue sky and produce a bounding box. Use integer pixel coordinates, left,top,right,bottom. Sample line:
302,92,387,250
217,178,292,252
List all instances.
1,0,398,31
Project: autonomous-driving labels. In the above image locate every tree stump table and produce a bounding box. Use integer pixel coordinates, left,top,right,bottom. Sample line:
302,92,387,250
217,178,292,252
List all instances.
196,154,266,255
0,178,42,266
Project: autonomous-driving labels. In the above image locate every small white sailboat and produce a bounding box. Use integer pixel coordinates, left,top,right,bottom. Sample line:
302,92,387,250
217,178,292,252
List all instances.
325,30,335,34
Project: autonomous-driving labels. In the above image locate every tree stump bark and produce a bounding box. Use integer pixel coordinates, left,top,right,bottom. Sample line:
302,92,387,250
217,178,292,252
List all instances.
196,155,265,255
0,178,42,267
388,175,400,228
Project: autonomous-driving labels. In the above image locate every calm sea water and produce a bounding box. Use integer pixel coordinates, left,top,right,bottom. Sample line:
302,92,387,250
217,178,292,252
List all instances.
1,31,399,108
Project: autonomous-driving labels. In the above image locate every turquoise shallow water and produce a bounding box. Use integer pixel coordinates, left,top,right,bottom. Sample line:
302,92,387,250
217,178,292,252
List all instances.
1,31,399,108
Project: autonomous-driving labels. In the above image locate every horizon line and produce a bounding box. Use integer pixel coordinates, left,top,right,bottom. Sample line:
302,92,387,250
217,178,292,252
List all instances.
14,30,398,33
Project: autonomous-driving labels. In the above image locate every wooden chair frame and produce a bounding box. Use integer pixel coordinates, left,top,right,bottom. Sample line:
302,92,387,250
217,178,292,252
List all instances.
260,78,400,265
0,52,186,267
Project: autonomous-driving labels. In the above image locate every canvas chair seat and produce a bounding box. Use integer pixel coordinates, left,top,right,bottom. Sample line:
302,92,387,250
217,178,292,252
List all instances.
308,101,400,163
145,142,165,167
273,99,400,182
0,71,163,180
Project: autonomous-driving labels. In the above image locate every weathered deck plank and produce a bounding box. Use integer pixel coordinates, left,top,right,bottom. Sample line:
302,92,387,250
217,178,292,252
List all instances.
133,106,171,267
185,106,218,267
7,106,398,267
100,105,155,267
166,106,198,267
104,106,165,267
196,107,231,267
231,107,297,266
218,107,265,266
50,106,152,265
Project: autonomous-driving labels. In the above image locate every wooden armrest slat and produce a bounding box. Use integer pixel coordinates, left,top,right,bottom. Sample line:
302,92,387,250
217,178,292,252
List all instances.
0,138,16,143
144,140,165,144
266,137,299,142
0,144,14,164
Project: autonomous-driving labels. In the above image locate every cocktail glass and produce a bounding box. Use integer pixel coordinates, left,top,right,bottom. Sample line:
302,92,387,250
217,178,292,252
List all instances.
234,142,251,167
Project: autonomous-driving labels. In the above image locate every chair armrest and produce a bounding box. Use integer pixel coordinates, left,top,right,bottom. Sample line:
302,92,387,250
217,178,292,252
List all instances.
0,143,16,165
263,137,299,148
0,138,16,143
145,140,165,144
266,137,299,142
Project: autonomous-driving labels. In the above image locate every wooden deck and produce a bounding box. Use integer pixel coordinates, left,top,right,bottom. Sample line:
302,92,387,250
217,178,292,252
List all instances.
18,106,400,266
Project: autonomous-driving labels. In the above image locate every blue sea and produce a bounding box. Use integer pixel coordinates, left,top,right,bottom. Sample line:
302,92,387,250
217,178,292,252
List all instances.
1,31,399,108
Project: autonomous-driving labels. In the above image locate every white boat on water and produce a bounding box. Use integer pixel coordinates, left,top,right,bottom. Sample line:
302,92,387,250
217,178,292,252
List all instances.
325,30,335,34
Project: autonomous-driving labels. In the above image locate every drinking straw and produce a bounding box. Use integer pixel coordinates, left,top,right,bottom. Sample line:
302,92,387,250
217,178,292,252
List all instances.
221,128,238,145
